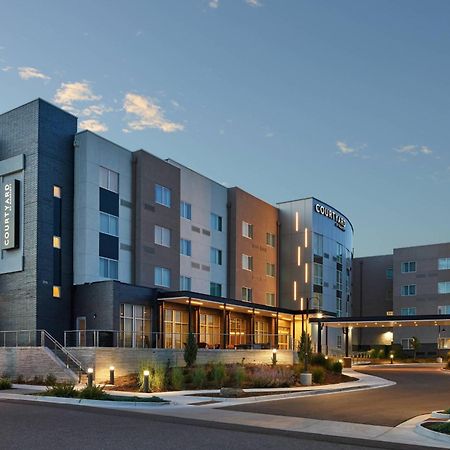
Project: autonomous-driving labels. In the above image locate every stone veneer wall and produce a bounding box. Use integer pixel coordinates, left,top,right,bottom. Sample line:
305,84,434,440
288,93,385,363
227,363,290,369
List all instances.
0,347,78,382
69,348,295,382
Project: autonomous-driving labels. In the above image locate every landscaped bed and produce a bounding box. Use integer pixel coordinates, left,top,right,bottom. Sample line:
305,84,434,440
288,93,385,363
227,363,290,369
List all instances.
422,421,450,435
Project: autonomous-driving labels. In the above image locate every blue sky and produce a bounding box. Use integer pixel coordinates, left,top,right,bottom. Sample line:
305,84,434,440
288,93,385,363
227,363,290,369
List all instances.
1,0,450,256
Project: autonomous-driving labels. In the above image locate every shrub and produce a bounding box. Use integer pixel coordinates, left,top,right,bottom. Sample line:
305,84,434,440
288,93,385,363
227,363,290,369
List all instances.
0,378,12,390
15,374,24,384
331,361,343,374
444,407,450,414
45,373,57,387
78,385,109,400
310,353,329,368
171,367,184,391
311,366,326,384
232,365,246,388
297,331,312,370
426,422,450,435
184,332,198,368
192,367,207,388
45,382,77,398
213,363,226,387
250,366,294,388
138,361,167,392
33,375,44,385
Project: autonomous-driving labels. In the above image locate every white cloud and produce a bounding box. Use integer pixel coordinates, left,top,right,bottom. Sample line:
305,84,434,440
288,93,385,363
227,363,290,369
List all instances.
336,141,356,155
53,81,101,112
209,0,219,8
395,145,433,156
80,104,113,117
79,119,108,133
1,66,13,72
245,0,262,7
18,66,50,80
123,93,184,133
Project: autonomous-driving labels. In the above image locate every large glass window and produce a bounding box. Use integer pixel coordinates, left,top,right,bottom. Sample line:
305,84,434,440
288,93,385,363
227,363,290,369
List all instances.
120,304,151,348
401,261,416,273
155,266,170,287
210,213,223,232
336,243,343,264
336,270,343,291
100,212,119,236
312,292,322,309
242,254,253,271
154,225,171,247
242,287,253,302
400,307,416,316
155,184,171,207
230,317,247,346
99,257,118,279
164,308,189,349
180,239,192,256
439,258,450,270
255,319,269,345
210,282,222,297
180,201,192,220
180,276,192,291
438,305,450,314
401,284,416,296
313,263,323,286
210,247,223,265
438,282,450,294
199,313,220,348
99,167,119,193
336,297,342,317
313,233,323,256
242,221,253,239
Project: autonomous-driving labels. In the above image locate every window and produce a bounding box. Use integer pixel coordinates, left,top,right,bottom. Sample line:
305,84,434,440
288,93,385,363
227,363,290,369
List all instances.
266,262,276,277
401,284,416,296
438,305,450,315
180,201,192,220
180,239,192,256
265,293,276,306
336,297,342,317
99,167,119,193
386,268,393,280
242,221,253,239
180,276,192,291
336,270,343,291
155,184,171,207
164,308,188,349
438,281,450,294
210,213,223,232
439,258,450,270
312,292,322,309
400,307,416,316
53,286,61,298
120,304,151,348
255,319,269,344
242,287,253,302
313,233,323,256
230,317,247,346
210,247,223,265
401,338,415,350
99,257,118,279
242,254,253,271
53,236,61,249
313,263,323,286
155,267,170,287
199,313,220,347
154,225,171,247
336,243,343,264
210,282,222,297
53,185,61,198
100,212,119,236
401,261,416,273
266,232,276,247
337,335,342,349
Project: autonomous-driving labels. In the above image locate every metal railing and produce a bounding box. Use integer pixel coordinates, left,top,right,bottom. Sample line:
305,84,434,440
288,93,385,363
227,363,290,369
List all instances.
0,329,85,378
64,330,294,350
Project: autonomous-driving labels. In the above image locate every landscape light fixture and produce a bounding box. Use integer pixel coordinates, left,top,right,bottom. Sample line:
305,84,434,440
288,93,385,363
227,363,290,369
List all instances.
390,354,394,364
109,366,115,385
143,370,150,393
272,348,277,366
87,367,94,387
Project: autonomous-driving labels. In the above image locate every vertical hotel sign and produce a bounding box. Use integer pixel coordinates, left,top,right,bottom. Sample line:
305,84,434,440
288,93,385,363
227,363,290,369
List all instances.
2,179,20,250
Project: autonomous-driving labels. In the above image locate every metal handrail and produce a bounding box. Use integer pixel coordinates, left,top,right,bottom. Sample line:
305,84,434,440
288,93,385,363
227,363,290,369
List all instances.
41,330,84,373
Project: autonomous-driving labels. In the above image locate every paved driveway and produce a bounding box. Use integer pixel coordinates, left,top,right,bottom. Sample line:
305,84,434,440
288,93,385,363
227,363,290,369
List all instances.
224,366,450,426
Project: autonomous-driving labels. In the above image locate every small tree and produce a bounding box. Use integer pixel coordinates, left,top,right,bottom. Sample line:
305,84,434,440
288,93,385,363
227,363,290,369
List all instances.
297,331,312,372
411,336,420,361
184,332,198,367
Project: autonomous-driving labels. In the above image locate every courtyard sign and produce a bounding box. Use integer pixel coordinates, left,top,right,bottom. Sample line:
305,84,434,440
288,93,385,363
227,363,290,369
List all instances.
2,179,20,250
315,203,346,231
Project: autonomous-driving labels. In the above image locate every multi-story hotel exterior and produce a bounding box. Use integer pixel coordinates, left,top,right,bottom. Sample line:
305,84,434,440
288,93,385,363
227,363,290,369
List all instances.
0,99,353,355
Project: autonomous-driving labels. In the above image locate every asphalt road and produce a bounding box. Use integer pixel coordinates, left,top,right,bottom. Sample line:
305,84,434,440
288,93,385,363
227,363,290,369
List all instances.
225,366,450,427
0,399,390,450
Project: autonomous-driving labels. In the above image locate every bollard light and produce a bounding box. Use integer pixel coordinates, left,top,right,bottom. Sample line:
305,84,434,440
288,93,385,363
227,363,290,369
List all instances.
143,369,150,393
390,353,394,364
109,366,115,385
87,367,94,387
272,348,277,366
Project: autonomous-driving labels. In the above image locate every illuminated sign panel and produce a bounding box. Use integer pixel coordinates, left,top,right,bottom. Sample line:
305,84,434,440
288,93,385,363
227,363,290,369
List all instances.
2,179,20,250
314,203,346,231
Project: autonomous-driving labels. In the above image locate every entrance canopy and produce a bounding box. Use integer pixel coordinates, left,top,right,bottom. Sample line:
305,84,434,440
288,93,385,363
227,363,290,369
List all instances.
310,314,450,328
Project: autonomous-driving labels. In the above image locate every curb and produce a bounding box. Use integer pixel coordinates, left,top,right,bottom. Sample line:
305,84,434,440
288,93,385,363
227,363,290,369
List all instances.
415,422,450,446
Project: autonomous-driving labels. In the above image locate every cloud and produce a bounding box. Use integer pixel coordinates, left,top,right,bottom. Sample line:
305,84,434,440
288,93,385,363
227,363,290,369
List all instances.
80,104,113,117
79,119,108,133
336,141,357,155
1,66,13,72
209,0,219,8
395,145,433,156
53,81,101,112
18,67,51,80
245,0,262,6
123,93,184,133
